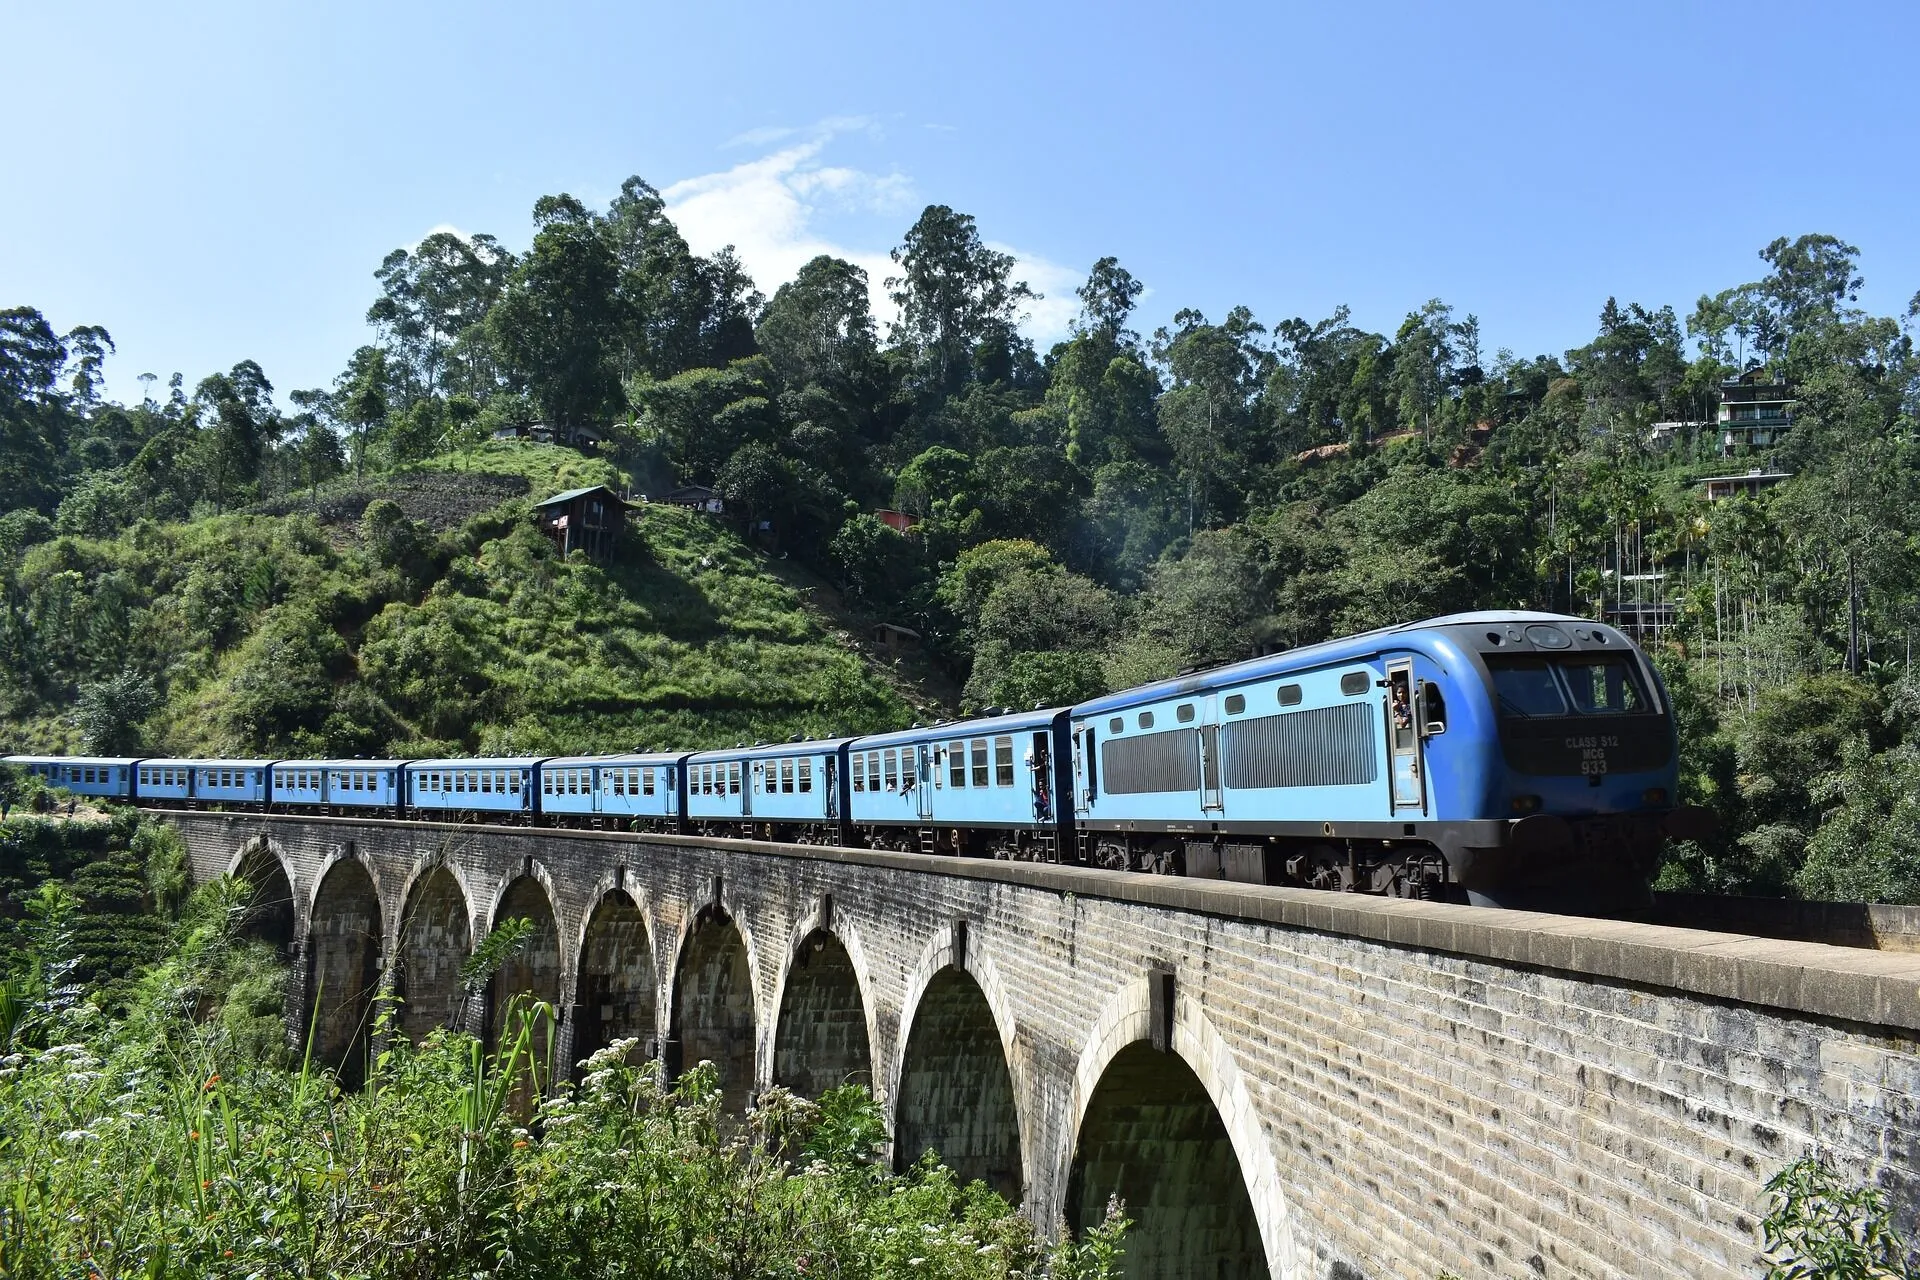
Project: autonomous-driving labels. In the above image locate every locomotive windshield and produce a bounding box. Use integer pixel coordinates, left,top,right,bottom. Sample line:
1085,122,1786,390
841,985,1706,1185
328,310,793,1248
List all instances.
1486,654,1649,718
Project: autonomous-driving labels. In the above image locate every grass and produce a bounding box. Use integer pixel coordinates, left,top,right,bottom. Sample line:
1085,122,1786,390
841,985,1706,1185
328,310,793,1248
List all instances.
0,444,945,758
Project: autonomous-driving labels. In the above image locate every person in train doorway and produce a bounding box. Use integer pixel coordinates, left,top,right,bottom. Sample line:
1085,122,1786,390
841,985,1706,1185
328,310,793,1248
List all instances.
1391,677,1413,733
1026,746,1051,822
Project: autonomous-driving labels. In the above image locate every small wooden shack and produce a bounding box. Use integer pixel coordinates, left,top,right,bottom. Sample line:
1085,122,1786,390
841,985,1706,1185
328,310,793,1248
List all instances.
535,484,628,561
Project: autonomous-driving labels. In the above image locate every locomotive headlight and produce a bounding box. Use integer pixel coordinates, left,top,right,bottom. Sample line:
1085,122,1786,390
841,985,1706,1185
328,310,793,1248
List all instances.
1510,794,1541,814
1642,787,1668,807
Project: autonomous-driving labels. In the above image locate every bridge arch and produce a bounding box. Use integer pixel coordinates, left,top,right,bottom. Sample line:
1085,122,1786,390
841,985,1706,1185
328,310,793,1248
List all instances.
893,923,1027,1206
227,836,299,958
1062,976,1297,1280
667,902,762,1115
392,862,474,1042
306,854,383,1088
769,903,876,1098
485,869,563,1047
572,884,659,1075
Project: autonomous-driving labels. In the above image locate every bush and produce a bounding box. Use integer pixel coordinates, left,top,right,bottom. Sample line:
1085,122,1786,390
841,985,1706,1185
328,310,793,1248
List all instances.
0,878,1130,1279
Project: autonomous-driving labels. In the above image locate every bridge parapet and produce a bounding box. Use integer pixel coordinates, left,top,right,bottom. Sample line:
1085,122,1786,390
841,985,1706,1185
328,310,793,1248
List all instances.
168,812,1920,1280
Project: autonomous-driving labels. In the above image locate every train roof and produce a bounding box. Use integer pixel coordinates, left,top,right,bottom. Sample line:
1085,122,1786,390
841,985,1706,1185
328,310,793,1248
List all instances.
141,757,277,769
854,707,1063,750
274,759,411,770
5,755,141,766
1071,611,1606,716
684,738,855,763
541,752,686,768
405,756,547,769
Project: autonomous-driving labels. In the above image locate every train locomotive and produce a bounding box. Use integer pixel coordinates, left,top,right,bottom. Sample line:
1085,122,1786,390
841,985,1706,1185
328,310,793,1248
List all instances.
4,611,1708,911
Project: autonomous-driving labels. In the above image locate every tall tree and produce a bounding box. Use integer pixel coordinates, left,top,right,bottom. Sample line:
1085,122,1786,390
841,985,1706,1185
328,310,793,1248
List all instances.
886,205,1036,395
1154,307,1269,530
194,360,280,511
755,255,879,394
368,230,515,403
487,194,625,436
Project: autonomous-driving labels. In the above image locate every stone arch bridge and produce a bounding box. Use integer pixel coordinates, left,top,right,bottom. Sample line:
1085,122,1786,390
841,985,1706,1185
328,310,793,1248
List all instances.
163,812,1920,1280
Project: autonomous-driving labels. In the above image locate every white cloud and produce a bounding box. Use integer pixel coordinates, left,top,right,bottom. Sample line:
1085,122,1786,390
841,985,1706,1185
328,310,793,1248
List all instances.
663,124,1081,345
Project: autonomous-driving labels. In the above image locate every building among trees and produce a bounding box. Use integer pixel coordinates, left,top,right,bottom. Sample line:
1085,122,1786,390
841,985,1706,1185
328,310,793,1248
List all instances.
534,484,628,560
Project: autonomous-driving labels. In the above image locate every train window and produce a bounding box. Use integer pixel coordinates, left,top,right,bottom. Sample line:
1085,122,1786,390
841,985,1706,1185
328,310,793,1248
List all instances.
949,740,967,788
971,739,989,788
851,754,865,792
994,736,1015,787
882,751,897,791
799,759,812,793
1225,694,1246,715
730,763,742,795
1138,712,1154,730
1420,681,1448,734
509,772,522,794
1339,672,1368,696
867,753,881,793
1278,684,1302,706
1109,717,1123,734
644,768,657,796
542,772,553,794
1176,704,1195,723
481,773,494,795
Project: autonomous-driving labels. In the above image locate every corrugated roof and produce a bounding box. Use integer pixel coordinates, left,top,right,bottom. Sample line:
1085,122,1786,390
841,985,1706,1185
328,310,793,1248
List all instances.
534,484,621,508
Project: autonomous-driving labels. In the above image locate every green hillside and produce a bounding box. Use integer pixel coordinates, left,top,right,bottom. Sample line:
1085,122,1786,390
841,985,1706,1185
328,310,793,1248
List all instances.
0,442,939,758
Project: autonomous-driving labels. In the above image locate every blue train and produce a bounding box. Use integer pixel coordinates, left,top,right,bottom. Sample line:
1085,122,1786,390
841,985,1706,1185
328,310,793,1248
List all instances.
3,612,1708,910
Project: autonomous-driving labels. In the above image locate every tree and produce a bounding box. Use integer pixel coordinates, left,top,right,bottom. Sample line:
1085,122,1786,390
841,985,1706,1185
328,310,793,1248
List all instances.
756,255,879,394
368,230,515,403
600,176,762,379
74,670,157,754
1757,234,1863,349
487,193,625,436
1072,257,1144,351
337,346,391,479
194,360,280,511
887,205,1036,395
1389,299,1462,439
1154,307,1269,529
0,308,74,514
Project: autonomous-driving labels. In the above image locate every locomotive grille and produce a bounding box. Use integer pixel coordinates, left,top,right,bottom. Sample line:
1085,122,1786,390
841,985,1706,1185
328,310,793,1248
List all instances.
1223,702,1377,789
1101,729,1201,794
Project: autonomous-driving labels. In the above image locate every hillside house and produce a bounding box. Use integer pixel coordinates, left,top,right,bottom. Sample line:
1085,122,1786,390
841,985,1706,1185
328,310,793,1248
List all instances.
535,484,629,561
1719,370,1794,456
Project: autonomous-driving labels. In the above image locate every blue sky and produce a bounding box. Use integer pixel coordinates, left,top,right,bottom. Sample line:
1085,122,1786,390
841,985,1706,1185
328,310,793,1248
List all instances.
4,0,1917,405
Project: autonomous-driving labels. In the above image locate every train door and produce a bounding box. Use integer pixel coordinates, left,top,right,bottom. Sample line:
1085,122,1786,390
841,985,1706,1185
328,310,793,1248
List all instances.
741,762,753,818
1198,722,1224,814
1072,725,1094,817
592,766,604,814
1030,731,1053,822
1386,659,1426,813
915,744,934,822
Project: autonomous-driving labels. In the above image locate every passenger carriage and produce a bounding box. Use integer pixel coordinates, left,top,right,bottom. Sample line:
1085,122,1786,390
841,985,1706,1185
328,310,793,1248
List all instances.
405,757,542,821
132,759,195,804
847,710,1073,858
682,741,851,843
272,760,407,812
130,759,274,809
538,753,682,829
5,756,137,801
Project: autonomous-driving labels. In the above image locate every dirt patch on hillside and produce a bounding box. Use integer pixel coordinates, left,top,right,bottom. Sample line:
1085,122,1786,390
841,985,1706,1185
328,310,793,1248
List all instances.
257,471,531,538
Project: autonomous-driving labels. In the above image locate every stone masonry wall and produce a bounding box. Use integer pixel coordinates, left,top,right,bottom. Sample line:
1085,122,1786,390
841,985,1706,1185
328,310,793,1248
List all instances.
173,814,1920,1280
